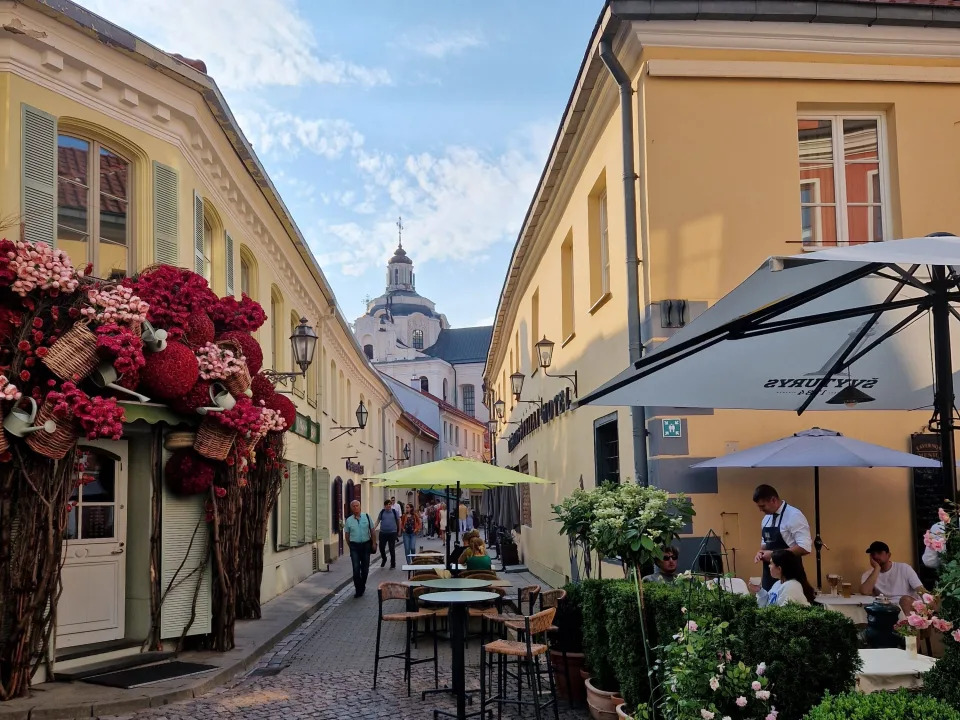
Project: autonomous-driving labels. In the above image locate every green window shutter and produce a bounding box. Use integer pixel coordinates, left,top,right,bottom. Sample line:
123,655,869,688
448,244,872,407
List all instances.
193,191,204,274
153,162,179,265
288,461,300,547
160,485,212,639
317,468,330,539
305,467,316,542
21,104,57,247
298,465,307,545
225,232,235,296
278,465,290,549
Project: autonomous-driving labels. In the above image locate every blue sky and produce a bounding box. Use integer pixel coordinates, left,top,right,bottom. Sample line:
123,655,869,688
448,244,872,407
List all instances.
77,0,602,328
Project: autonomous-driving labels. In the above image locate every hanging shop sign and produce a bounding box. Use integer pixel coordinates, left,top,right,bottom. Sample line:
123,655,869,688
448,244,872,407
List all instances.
507,387,572,452
346,459,364,475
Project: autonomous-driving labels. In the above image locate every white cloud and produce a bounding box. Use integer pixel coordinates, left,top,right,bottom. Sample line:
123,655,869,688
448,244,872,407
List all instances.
77,0,391,89
310,121,555,277
399,29,486,59
237,110,364,159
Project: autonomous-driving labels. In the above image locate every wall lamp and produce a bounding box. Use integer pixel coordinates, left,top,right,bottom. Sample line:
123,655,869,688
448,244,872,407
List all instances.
331,400,369,441
388,442,411,468
535,336,578,398
262,317,318,393
509,372,543,409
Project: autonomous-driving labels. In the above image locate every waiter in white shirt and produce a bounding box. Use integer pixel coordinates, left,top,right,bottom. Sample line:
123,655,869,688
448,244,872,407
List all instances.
752,484,812,591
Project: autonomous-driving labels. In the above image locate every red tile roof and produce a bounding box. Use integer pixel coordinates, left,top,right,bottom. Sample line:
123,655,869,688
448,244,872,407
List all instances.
57,145,128,215
401,412,439,441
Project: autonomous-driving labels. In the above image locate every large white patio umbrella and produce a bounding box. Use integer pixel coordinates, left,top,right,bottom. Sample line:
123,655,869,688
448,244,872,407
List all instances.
691,427,940,587
579,235,960,503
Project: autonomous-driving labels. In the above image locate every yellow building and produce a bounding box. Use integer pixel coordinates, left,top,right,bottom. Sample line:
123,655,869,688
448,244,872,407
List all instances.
485,0,960,589
0,0,406,670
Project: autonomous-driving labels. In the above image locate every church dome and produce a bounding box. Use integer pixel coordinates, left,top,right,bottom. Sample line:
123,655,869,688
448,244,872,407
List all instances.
389,244,413,265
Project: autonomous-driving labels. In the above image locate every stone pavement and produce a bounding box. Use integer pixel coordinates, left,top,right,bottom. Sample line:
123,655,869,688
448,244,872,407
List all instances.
103,534,589,720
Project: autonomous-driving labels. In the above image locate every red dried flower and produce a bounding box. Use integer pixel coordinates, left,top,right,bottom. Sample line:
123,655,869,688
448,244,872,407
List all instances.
96,323,146,376
17,341,29,352
214,485,227,498
32,318,42,329
139,341,199,400
208,293,267,332
165,449,216,496
36,347,48,358
183,311,215,350
23,299,34,311
24,357,34,368
250,373,275,404
19,370,29,382
32,331,43,344
169,379,213,415
124,266,217,341
264,392,296,431
68,307,80,319
216,331,263,375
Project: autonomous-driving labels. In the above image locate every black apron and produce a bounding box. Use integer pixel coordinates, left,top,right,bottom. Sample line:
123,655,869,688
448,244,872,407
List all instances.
761,504,790,591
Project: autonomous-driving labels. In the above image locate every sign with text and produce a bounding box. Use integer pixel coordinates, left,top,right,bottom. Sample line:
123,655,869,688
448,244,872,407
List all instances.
911,434,944,590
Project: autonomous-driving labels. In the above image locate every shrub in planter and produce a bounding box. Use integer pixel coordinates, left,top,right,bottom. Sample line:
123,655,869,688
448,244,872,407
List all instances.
924,641,960,709
581,579,617,692
555,582,585,653
805,690,960,720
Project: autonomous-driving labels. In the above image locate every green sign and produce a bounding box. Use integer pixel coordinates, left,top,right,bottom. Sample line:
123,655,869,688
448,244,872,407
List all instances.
293,413,320,444
662,419,682,438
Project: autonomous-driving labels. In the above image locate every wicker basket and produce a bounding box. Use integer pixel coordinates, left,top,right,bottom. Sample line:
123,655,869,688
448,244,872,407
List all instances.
42,322,99,381
217,339,252,396
25,400,77,460
235,428,265,459
194,417,236,461
163,431,196,451
0,430,9,457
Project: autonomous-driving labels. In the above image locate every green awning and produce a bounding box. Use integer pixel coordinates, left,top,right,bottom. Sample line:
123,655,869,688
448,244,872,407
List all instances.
119,402,196,427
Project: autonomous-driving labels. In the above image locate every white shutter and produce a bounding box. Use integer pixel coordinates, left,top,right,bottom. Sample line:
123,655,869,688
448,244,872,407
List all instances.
305,467,316,542
288,461,300,547
298,465,307,544
160,486,212,639
21,104,57,247
153,162,179,265
193,191,204,275
278,464,290,548
225,232,235,296
317,468,330,539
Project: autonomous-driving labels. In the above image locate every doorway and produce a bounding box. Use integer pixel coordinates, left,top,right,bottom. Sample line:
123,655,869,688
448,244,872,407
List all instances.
333,476,343,555
57,440,128,648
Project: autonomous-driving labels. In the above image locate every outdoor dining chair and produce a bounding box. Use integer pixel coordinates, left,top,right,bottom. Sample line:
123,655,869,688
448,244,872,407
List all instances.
373,582,439,697
459,569,499,581
540,590,572,706
480,607,559,720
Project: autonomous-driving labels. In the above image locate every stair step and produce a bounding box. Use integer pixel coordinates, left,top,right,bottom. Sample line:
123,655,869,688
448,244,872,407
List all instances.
55,651,175,680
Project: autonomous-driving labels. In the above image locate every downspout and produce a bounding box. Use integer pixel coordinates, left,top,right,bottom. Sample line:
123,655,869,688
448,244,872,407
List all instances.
599,38,650,487
381,395,396,475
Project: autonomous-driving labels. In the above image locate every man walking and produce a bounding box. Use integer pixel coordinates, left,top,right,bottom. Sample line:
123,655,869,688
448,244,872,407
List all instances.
426,499,436,537
343,500,373,598
390,496,402,524
375,499,400,569
458,501,469,535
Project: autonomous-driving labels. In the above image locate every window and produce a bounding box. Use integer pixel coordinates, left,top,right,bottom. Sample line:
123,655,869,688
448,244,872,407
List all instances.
531,288,540,365
442,378,449,402
329,360,337,417
798,115,886,247
420,376,429,393
240,256,251,295
462,384,475,416
57,135,130,278
412,329,423,350
443,422,448,442
270,290,282,373
587,171,610,305
455,426,460,447
594,414,620,485
202,218,213,282
364,344,374,360
394,268,399,284
561,232,575,339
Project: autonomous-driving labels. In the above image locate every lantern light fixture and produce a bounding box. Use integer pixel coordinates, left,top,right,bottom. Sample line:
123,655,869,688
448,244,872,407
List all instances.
535,335,579,398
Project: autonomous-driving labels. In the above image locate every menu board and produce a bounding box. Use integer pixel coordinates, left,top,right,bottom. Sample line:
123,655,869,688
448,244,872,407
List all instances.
911,434,945,589
520,484,532,527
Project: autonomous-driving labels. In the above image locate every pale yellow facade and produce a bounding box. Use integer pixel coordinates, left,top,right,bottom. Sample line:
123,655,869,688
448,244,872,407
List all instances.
486,10,960,589
0,0,403,657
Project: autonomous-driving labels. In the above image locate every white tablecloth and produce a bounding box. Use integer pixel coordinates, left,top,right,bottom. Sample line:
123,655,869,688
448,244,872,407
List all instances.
857,649,936,693
818,594,896,625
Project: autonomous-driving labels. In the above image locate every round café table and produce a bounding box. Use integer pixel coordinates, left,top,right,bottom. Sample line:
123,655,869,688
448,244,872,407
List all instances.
415,579,492,591
420,590,499,720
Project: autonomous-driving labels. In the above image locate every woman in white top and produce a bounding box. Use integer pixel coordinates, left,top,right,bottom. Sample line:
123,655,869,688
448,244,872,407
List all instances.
757,549,816,608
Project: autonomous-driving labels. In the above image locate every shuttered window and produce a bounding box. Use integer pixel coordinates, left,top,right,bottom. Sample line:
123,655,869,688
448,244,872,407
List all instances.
305,466,316,541
160,486,212,639
225,232,235,296
288,461,300,547
153,162,179,265
193,191,205,276
298,465,308,544
21,104,57,247
317,468,330,539
278,464,291,549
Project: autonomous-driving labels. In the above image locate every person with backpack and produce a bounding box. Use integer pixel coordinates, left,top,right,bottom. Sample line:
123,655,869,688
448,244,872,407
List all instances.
374,499,400,569
343,500,374,598
400,503,422,564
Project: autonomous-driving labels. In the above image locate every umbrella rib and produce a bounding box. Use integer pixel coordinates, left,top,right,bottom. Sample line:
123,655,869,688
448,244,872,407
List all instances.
731,295,924,338
875,264,929,294
841,306,928,368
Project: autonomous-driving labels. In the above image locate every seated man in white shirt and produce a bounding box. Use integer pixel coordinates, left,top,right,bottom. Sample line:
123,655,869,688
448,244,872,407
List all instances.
861,540,930,616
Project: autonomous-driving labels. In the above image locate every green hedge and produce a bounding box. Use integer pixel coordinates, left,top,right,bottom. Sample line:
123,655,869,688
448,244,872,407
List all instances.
805,690,960,720
580,579,617,691
553,582,584,653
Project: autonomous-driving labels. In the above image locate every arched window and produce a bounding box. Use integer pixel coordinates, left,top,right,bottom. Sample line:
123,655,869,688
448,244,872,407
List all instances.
57,134,131,279
394,269,399,284
202,217,213,282
270,287,283,372
239,245,257,299
442,378,448,402
420,376,429,393
412,329,423,350
364,344,374,360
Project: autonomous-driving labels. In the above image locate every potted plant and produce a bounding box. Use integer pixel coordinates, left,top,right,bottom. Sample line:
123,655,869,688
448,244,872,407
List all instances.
550,582,588,703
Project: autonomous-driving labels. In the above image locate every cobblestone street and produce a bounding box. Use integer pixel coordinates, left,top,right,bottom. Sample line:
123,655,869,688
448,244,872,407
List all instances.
106,538,588,720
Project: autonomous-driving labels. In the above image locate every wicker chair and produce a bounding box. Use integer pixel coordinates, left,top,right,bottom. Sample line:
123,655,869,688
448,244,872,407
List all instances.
459,569,499,581
413,556,441,565
481,607,559,720
410,570,441,581
540,589,571,704
373,582,438,697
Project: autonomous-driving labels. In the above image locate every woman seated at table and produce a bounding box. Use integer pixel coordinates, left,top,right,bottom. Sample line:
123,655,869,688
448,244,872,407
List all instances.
756,550,816,608
458,535,492,570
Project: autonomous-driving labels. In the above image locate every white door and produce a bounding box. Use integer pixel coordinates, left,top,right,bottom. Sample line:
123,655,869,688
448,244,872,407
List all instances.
56,441,128,648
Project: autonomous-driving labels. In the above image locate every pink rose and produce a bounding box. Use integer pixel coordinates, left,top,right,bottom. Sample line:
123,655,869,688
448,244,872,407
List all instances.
939,507,950,524
756,690,771,701
766,711,779,720
933,618,954,633
907,613,931,629
686,620,698,632
952,629,960,643
913,600,927,614
923,593,936,605
736,697,747,708
751,681,762,691
700,711,715,720
756,662,766,676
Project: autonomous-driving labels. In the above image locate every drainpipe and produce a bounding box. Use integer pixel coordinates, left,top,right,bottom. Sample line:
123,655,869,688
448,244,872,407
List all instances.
381,395,395,474
598,38,650,487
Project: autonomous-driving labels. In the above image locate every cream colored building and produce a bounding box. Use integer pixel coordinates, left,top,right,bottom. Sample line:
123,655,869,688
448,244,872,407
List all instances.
0,0,402,672
485,0,960,589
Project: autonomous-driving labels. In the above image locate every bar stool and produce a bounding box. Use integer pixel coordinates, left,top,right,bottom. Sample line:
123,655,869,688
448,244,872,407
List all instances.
373,582,439,697
540,589,570,705
480,607,559,720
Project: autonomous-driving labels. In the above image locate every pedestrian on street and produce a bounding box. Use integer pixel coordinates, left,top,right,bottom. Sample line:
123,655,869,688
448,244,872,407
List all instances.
436,502,446,542
343,500,374,598
419,505,428,537
458,501,469,534
374,499,400,568
427,499,436,537
390,496,402,524
400,503,421,563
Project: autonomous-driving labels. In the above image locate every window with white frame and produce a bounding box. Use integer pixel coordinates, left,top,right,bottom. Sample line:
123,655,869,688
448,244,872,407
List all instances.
797,115,887,247
598,190,610,294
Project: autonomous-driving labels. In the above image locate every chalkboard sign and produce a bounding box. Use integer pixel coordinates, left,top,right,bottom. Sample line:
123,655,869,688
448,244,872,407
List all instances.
520,484,532,527
911,434,947,590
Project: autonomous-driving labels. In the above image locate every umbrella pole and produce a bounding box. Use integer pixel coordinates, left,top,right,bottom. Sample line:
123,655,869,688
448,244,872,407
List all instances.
932,264,958,505
814,466,823,589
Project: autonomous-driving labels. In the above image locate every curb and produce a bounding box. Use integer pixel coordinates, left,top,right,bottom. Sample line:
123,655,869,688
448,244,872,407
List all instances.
0,573,356,720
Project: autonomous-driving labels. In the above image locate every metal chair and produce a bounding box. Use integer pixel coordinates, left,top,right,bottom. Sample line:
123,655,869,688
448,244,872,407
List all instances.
481,607,559,720
373,582,439,697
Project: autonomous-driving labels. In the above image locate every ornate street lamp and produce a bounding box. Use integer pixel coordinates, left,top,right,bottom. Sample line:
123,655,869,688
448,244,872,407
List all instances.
331,400,368,441
535,335,579,397
263,317,318,391
494,399,505,420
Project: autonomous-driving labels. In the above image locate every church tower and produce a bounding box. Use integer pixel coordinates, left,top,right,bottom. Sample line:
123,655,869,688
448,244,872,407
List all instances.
386,217,415,291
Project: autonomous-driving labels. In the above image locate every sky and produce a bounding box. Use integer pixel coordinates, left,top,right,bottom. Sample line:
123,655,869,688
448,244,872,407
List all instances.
75,0,603,328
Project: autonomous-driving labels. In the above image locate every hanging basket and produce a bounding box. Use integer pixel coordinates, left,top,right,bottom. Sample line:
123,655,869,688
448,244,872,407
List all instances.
217,339,251,397
25,400,77,460
163,431,196,451
42,322,99,381
194,417,237,461
235,428,265,459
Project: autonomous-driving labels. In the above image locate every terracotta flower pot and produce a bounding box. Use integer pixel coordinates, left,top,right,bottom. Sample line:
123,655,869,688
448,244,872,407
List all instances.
616,703,634,720
549,649,587,703
585,676,621,720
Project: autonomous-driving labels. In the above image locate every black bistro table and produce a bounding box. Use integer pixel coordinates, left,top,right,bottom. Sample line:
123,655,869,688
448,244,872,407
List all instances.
419,589,499,720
